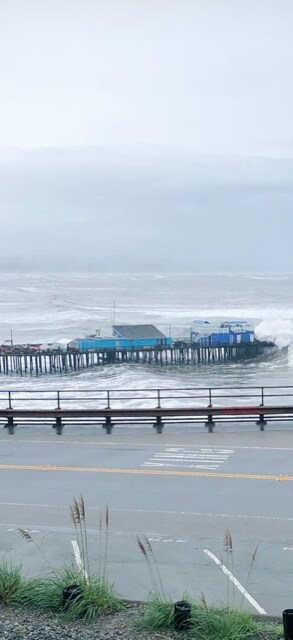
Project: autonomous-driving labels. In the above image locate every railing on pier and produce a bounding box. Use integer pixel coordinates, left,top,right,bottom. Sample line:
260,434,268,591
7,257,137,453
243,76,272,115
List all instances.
1,385,293,435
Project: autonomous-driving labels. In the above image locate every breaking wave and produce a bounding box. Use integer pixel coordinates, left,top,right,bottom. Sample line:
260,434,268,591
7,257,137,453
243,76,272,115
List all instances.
255,318,293,367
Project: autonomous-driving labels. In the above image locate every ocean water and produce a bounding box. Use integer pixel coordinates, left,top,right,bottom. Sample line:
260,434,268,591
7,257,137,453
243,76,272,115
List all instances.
0,271,292,400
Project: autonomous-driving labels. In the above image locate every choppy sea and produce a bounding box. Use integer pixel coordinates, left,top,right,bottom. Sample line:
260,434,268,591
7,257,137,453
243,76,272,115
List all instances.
0,271,292,398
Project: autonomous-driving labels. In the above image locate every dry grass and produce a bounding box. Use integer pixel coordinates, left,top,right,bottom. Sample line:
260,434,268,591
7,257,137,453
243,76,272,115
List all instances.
137,535,165,600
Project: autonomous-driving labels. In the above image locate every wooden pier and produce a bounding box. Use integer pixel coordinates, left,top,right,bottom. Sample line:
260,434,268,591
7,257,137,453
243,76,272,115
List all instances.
0,340,274,376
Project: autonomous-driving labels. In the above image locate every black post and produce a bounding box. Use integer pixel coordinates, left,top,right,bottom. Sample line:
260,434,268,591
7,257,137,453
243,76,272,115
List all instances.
256,414,267,431
55,416,63,435
7,416,15,435
283,609,293,640
174,600,192,631
153,416,164,434
103,415,113,434
63,585,83,610
205,414,215,433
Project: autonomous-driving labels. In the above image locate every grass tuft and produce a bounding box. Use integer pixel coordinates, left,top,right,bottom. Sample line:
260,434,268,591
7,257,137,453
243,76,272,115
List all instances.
138,594,174,629
139,596,283,640
63,576,124,622
17,566,123,621
0,562,28,606
15,496,123,621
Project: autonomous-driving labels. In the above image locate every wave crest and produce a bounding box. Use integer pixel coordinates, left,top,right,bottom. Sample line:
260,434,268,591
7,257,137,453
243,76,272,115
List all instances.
256,318,293,366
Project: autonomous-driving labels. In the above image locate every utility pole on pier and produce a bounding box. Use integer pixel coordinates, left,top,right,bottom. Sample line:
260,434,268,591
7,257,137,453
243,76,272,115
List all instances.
3,330,14,350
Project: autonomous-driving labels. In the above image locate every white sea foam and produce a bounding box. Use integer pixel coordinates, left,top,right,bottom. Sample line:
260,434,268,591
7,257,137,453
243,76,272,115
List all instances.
1,270,293,393
255,318,293,367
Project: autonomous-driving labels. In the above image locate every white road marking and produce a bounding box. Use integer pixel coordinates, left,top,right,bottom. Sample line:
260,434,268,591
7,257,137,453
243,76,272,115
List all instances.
71,539,88,581
150,460,224,465
203,549,267,615
141,446,233,470
143,462,165,467
149,452,228,461
283,547,293,550
2,439,293,451
148,537,161,542
146,460,218,469
6,527,40,533
1,501,293,522
155,450,229,455
30,530,40,533
190,465,218,470
145,537,187,543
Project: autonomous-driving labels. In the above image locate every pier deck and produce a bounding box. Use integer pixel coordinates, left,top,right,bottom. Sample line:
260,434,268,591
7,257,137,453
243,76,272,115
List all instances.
0,340,274,375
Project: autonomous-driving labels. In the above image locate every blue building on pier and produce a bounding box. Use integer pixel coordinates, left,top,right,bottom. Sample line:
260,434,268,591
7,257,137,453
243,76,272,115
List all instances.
68,324,172,351
190,320,254,346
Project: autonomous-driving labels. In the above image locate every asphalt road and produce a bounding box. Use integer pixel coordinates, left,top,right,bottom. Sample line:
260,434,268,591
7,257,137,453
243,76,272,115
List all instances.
1,424,293,616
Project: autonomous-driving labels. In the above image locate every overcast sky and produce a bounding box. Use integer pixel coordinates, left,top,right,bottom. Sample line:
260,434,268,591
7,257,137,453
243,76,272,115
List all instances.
0,0,292,271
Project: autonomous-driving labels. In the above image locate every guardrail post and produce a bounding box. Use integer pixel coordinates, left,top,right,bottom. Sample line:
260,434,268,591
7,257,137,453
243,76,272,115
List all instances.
103,416,113,434
205,414,215,433
208,388,212,407
153,416,164,433
56,391,61,410
55,416,63,435
256,414,267,431
106,390,111,409
157,389,161,408
6,416,15,435
260,387,264,406
8,391,12,410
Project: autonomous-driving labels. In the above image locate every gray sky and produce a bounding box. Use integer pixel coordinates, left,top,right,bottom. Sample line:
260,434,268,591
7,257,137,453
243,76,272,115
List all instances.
0,0,292,271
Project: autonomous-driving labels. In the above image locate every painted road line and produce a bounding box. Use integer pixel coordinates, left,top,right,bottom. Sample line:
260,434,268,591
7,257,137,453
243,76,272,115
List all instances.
147,462,218,469
3,438,293,452
166,448,234,453
6,528,40,533
164,452,230,456
141,446,233,470
148,455,224,461
154,452,230,457
0,463,293,481
2,502,293,522
162,459,227,462
203,549,267,615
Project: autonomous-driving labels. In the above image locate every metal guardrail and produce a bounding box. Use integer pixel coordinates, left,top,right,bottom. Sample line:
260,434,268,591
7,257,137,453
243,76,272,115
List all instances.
1,385,293,408
1,386,293,435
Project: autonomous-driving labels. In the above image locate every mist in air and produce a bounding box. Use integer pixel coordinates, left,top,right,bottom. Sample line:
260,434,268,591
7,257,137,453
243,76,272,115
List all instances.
0,0,292,273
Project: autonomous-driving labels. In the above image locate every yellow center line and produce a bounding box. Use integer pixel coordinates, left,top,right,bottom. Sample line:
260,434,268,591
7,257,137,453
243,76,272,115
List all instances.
0,463,291,481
